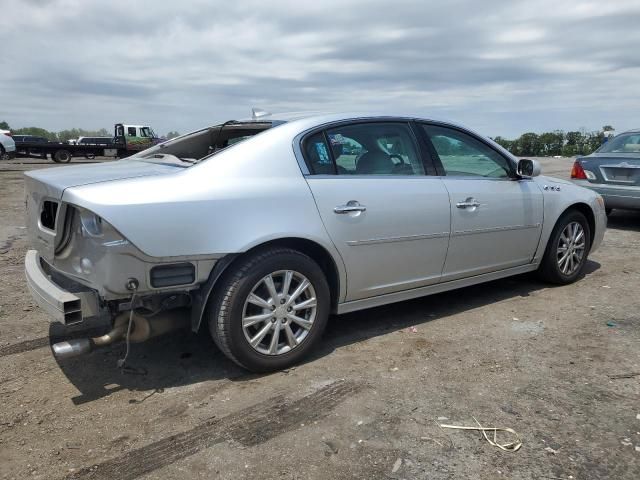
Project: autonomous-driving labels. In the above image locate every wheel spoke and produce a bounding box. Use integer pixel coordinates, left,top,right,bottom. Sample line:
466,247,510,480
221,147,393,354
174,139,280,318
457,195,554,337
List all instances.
250,322,273,347
268,322,281,354
263,274,279,301
287,279,310,305
247,293,271,309
283,324,298,348
292,297,316,311
558,250,569,267
242,312,273,328
282,270,293,296
574,229,584,243
287,313,312,330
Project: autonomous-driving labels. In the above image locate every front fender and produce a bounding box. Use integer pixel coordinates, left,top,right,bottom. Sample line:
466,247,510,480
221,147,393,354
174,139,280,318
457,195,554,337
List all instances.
533,176,606,262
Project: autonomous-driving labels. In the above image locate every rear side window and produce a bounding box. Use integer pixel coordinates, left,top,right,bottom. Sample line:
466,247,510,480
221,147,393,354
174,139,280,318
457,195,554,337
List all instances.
303,132,335,174
303,122,425,176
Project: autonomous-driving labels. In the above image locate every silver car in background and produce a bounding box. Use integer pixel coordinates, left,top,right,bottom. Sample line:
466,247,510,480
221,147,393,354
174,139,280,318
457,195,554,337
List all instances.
571,129,640,213
23,113,606,372
0,131,16,160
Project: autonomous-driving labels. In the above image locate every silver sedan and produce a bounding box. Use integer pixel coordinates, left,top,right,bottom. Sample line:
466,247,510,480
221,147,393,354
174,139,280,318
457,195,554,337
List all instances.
24,113,606,372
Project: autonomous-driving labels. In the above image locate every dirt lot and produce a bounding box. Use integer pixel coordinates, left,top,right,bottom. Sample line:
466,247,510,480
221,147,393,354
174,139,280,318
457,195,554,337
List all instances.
0,157,638,479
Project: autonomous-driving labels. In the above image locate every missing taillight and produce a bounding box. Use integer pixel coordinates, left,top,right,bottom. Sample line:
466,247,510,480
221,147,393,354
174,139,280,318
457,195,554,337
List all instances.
40,200,59,230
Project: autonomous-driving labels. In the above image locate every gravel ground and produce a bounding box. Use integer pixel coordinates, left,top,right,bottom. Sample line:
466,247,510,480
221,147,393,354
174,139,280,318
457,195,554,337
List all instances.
0,156,638,480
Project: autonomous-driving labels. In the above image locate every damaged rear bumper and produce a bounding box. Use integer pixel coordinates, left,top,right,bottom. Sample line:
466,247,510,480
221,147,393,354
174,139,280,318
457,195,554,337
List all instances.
24,249,101,325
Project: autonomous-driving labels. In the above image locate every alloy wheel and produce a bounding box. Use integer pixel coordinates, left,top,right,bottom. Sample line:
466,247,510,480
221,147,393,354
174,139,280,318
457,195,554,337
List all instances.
241,270,317,355
556,221,586,276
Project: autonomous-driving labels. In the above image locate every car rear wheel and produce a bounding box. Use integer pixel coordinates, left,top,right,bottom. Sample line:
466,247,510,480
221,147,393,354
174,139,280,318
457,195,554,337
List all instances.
0,146,9,161
537,210,591,284
208,248,330,372
53,149,72,163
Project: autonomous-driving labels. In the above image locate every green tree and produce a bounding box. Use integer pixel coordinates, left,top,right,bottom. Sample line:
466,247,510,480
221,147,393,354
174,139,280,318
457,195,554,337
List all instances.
538,130,564,156
0,121,10,130
512,132,541,156
13,127,57,140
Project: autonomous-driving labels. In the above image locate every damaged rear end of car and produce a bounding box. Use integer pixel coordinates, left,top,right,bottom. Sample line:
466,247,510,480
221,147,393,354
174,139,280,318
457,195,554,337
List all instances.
24,119,277,360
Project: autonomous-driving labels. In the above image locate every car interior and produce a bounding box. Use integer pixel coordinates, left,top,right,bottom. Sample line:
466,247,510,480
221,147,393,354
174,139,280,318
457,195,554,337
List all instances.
139,122,273,163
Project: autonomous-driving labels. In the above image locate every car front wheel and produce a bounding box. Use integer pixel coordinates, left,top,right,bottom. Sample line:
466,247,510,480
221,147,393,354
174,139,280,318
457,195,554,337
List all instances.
537,210,591,284
208,247,330,372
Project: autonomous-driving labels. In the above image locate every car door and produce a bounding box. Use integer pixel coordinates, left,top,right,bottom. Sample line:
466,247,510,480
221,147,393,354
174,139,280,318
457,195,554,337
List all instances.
420,123,544,281
302,121,451,301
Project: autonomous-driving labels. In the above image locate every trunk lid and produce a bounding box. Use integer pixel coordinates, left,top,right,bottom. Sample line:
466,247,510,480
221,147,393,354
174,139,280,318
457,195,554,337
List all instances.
24,159,182,260
578,154,640,186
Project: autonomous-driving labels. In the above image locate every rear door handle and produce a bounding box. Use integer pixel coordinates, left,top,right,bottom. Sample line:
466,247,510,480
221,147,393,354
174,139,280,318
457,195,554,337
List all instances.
456,198,480,209
334,200,367,214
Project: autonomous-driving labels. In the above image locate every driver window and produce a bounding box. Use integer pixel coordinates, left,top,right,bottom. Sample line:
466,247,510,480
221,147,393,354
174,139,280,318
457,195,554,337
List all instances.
325,123,424,175
422,124,511,178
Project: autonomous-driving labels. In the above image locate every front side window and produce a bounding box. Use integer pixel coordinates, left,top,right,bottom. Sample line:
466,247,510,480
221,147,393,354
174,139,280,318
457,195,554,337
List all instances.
304,122,425,175
127,127,137,136
423,124,512,178
140,127,154,138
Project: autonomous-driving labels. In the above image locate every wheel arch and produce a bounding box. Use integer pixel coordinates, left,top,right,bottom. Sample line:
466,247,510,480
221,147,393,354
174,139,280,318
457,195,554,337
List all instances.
191,237,343,332
562,202,596,248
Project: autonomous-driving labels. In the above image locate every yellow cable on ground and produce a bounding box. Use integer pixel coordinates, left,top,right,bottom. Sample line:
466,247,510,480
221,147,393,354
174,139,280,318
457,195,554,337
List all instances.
439,416,522,452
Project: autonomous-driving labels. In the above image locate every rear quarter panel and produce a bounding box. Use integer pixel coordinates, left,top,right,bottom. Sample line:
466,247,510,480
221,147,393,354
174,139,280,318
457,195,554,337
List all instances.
61,126,347,298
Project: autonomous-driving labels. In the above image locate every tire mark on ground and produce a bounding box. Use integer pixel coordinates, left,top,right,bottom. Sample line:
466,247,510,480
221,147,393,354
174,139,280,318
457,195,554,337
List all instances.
66,379,362,480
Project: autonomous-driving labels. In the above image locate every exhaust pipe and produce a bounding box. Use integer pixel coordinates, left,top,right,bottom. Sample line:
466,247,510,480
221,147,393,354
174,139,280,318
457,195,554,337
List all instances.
51,309,189,359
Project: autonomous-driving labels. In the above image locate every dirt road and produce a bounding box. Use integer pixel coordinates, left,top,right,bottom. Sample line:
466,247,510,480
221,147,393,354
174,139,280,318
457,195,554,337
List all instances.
0,157,638,479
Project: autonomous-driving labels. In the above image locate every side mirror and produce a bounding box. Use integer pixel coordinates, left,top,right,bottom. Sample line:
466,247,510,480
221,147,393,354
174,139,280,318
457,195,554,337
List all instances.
517,158,541,178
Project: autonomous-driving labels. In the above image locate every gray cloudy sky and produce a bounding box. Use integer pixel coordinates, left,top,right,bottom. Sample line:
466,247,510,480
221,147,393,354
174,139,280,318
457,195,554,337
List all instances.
2,0,640,137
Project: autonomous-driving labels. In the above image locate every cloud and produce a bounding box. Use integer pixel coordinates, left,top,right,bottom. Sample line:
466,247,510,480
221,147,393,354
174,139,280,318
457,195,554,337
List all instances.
1,0,639,137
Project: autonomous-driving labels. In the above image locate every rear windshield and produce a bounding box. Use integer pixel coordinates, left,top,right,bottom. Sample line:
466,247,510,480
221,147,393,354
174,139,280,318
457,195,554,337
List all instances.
597,133,640,153
138,122,275,163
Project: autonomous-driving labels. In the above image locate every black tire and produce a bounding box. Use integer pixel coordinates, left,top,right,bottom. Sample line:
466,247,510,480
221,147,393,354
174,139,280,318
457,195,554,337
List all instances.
208,247,330,372
53,149,72,163
0,146,9,161
537,210,591,284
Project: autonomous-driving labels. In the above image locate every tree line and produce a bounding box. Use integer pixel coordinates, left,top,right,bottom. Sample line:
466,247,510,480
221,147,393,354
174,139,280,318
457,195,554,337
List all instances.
492,125,614,157
0,121,180,141
3,118,611,156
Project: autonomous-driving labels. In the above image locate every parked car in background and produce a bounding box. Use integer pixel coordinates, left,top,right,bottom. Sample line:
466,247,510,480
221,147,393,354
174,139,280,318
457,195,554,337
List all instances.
0,132,16,160
24,113,606,372
13,135,50,158
571,129,640,214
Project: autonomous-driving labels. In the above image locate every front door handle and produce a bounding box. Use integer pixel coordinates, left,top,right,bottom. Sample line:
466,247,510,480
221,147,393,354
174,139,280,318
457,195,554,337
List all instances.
334,200,367,214
456,198,481,209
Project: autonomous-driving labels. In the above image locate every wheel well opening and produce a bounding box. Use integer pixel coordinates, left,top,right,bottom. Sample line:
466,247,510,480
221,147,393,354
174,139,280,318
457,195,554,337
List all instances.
567,203,596,247
245,238,341,312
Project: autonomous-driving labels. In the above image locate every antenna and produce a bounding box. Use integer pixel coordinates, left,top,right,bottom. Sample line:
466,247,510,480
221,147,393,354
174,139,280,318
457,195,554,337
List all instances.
251,108,271,119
